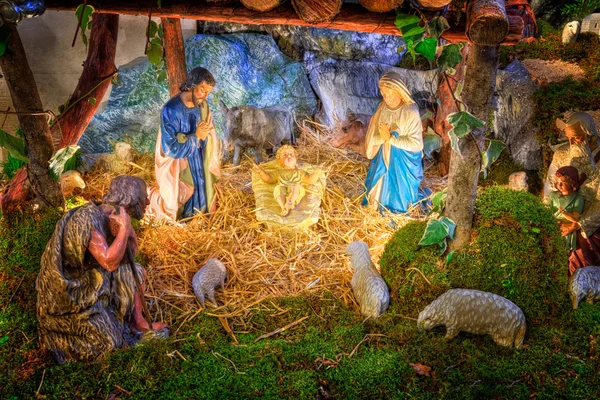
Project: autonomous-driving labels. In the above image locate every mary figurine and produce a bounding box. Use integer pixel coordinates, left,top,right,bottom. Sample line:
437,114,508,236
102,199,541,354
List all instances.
362,71,424,213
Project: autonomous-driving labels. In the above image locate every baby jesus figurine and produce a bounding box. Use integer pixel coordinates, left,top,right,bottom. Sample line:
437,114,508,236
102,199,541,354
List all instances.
253,145,324,216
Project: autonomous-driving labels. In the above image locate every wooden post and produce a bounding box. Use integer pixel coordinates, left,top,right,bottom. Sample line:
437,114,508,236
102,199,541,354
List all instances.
57,13,119,148
161,17,187,97
445,44,500,250
0,24,63,209
466,0,509,45
413,0,452,9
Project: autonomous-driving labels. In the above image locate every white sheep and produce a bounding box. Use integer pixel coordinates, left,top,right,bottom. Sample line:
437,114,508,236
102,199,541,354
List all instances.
418,289,526,348
192,258,227,308
569,266,600,309
562,21,581,45
346,241,390,318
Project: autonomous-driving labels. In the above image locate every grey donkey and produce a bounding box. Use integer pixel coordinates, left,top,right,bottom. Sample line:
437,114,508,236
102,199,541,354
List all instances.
418,289,526,348
192,258,227,308
569,266,600,309
346,241,390,318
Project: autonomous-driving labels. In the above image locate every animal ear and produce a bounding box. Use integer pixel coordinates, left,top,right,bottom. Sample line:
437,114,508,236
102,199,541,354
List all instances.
346,109,356,121
352,120,363,128
219,100,229,114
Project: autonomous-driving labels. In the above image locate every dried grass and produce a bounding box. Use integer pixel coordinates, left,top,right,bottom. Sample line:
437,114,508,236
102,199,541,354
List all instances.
79,121,444,334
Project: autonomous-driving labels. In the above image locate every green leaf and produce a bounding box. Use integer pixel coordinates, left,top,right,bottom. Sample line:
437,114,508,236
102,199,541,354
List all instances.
0,129,28,163
87,97,96,105
157,0,162,8
445,250,455,264
148,21,159,38
447,111,484,138
58,104,65,114
402,24,426,42
111,73,123,87
448,128,462,156
81,32,88,48
423,128,442,157
49,145,80,182
420,110,433,121
437,239,447,255
0,25,11,57
150,37,162,46
75,4,95,32
431,189,447,214
439,217,456,239
438,44,463,72
395,13,421,31
415,37,437,61
532,227,541,234
146,43,163,65
419,219,449,246
481,139,506,178
157,69,168,83
427,16,450,39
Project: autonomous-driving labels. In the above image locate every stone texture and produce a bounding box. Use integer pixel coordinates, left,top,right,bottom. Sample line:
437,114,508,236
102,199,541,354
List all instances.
199,22,405,65
80,33,317,153
493,60,542,170
581,14,600,36
308,60,438,128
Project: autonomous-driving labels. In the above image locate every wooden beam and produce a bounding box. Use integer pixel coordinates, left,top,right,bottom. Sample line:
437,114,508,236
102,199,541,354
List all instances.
161,17,187,97
466,0,509,45
44,0,529,44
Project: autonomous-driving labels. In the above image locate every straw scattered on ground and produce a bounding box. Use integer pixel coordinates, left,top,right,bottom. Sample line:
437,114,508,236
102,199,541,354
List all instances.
78,121,443,335
522,59,586,84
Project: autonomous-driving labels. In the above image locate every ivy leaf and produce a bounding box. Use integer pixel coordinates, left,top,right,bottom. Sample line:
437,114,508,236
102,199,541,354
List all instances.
415,37,437,61
0,25,11,57
423,128,442,157
402,24,426,42
419,219,450,246
431,189,447,214
446,250,455,264
427,16,450,39
395,13,421,31
87,97,96,105
448,128,462,157
75,4,95,32
0,128,28,163
447,111,484,138
150,37,162,46
81,32,88,48
481,139,506,178
148,21,159,38
0,335,8,346
157,69,168,83
49,145,80,182
439,217,456,239
438,43,463,72
146,43,163,65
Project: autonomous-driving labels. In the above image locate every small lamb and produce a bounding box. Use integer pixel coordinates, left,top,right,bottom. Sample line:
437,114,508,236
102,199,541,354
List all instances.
346,241,390,318
417,289,526,348
192,258,227,308
569,266,600,309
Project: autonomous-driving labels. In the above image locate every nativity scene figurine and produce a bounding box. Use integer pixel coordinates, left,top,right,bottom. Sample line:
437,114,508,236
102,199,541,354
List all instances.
36,176,167,364
147,67,222,221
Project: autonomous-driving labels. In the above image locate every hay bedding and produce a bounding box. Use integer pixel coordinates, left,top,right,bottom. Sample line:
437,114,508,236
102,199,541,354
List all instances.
79,123,441,335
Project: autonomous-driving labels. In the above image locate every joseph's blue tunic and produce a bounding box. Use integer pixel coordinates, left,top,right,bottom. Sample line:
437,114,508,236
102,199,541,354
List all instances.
160,96,207,218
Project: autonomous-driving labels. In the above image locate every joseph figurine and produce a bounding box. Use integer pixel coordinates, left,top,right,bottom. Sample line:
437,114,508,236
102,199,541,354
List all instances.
148,67,222,220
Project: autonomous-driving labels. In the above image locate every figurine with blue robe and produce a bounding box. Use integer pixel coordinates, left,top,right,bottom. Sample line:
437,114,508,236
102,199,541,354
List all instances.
148,67,222,220
362,72,424,213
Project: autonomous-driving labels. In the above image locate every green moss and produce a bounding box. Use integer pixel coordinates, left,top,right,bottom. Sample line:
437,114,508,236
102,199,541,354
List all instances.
381,187,568,322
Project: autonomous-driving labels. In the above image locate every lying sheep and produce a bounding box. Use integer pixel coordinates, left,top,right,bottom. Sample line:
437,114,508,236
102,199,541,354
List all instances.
569,266,600,309
346,241,390,318
192,258,227,308
417,289,526,348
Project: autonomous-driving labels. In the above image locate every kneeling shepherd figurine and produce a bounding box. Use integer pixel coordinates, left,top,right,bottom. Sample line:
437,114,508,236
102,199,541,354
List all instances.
417,289,526,348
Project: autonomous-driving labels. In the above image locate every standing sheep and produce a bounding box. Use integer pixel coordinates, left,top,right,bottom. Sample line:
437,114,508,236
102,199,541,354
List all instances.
346,241,390,318
417,289,526,348
562,21,581,45
569,266,600,309
192,258,227,308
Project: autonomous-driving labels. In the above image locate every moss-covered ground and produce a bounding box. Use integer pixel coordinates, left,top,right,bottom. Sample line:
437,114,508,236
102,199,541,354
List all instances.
1,189,600,399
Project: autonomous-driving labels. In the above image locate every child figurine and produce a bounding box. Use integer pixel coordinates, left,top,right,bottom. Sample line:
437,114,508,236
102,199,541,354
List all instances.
253,145,324,216
545,166,586,275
